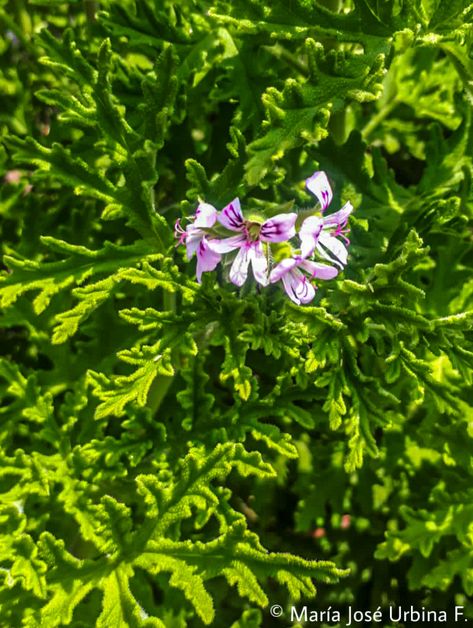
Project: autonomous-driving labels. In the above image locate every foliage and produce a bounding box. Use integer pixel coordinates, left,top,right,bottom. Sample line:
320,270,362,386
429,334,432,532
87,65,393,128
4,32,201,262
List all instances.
1,0,472,625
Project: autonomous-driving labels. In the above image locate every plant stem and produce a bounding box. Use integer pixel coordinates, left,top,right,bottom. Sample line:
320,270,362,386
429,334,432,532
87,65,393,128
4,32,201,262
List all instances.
320,0,341,11
329,109,346,145
362,99,398,140
264,44,308,75
147,289,177,416
147,373,175,416
83,0,97,22
318,0,344,144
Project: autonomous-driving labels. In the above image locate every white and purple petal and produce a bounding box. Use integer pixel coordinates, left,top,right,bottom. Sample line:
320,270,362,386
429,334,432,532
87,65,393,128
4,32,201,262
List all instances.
317,231,349,268
299,215,323,258
260,212,297,243
322,201,353,229
306,171,333,211
282,269,316,305
193,202,218,229
195,239,221,283
248,241,269,286
185,230,202,260
269,257,298,283
218,198,245,232
299,259,338,280
229,245,251,287
207,234,246,254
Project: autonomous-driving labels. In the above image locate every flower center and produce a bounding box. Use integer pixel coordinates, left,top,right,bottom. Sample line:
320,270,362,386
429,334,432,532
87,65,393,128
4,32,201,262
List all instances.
245,221,262,241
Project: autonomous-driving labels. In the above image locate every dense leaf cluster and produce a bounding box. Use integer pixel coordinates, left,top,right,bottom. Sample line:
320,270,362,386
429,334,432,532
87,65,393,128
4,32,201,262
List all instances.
1,0,473,625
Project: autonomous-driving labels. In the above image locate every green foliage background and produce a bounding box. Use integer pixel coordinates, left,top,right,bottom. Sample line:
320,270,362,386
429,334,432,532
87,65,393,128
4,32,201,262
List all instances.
1,0,473,626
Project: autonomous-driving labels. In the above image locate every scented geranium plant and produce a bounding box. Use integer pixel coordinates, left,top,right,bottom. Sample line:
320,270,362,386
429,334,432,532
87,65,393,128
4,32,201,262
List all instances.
0,0,473,626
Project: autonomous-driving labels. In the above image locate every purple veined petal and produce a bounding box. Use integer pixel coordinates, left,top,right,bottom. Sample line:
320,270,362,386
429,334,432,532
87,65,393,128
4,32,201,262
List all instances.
195,238,221,283
260,212,297,243
299,216,323,259
229,244,251,287
186,230,202,260
299,215,322,256
317,231,349,268
281,274,300,305
299,259,338,280
193,202,218,229
306,171,333,211
218,198,245,232
300,215,322,235
207,233,246,254
296,275,316,304
322,201,353,229
299,233,316,259
281,269,316,305
248,242,269,286
269,257,298,283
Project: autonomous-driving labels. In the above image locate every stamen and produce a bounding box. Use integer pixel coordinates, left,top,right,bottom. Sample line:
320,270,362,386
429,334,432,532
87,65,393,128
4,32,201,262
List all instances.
174,218,187,246
334,225,351,245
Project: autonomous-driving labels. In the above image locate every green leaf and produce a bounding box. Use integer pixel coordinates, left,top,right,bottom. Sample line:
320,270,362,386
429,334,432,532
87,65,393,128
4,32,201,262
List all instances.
0,239,159,314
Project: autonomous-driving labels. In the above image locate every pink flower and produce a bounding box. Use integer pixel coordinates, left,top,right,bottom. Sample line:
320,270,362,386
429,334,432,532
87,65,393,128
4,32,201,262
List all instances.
270,256,338,305
299,204,352,267
211,198,297,287
4,170,22,184
175,202,222,283
300,171,353,267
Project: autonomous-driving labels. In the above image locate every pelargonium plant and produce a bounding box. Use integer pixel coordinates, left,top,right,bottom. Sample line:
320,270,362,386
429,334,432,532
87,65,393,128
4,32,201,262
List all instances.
1,1,473,626
177,171,352,304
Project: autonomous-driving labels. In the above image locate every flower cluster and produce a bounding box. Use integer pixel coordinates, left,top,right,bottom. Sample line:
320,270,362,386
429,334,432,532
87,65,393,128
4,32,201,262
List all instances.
176,171,353,304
